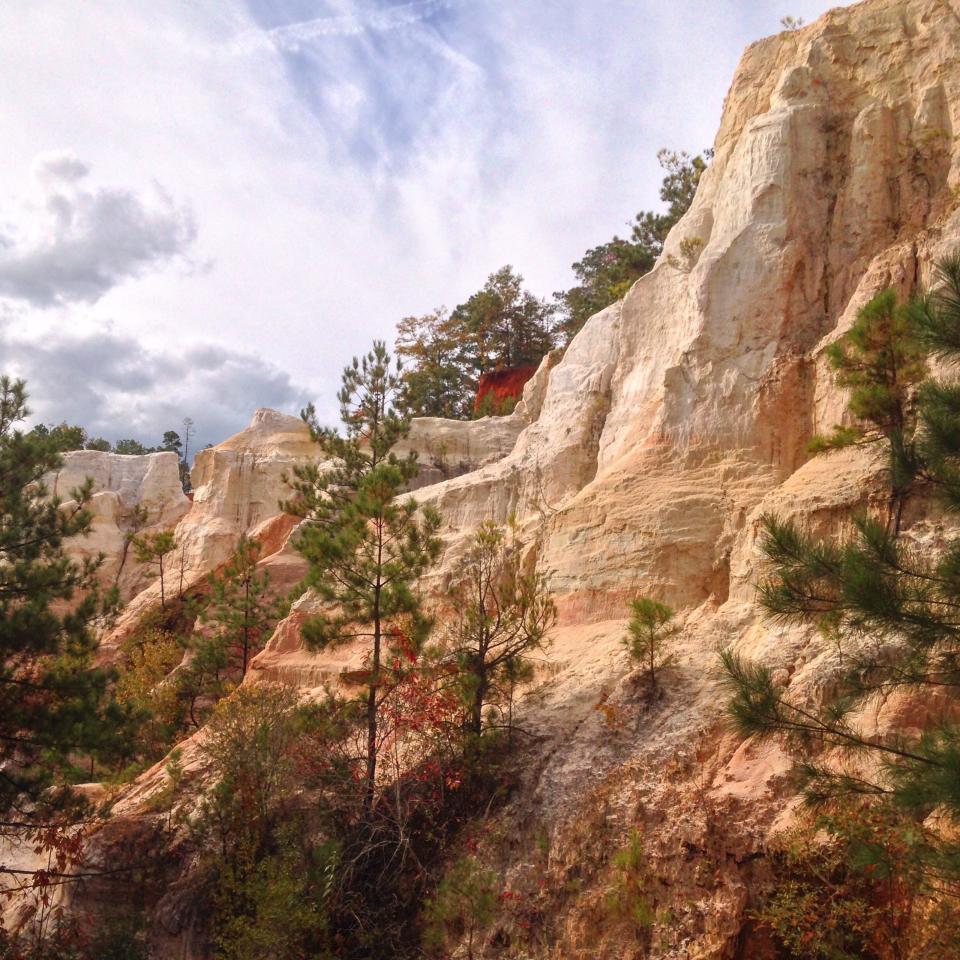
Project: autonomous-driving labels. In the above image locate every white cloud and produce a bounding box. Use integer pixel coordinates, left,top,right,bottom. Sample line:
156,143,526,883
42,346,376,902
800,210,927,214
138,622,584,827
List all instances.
0,0,850,444
0,314,310,449
0,153,196,306
262,0,467,45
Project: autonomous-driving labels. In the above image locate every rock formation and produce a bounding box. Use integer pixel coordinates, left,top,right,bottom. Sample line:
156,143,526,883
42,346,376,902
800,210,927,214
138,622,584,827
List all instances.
48,450,190,600
42,0,960,955
473,364,539,415
179,408,317,577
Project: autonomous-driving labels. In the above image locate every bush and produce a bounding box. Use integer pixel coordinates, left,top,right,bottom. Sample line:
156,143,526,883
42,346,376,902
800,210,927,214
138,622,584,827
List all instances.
213,835,337,960
623,597,678,693
758,804,960,959
606,828,655,934
0,914,148,960
423,856,499,959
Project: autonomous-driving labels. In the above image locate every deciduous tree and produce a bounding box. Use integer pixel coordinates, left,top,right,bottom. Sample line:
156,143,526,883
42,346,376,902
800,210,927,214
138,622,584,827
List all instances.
440,521,555,737
396,269,555,421
395,309,468,419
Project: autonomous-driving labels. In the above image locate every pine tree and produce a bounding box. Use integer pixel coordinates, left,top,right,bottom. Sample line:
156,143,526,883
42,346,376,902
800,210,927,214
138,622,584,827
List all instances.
131,529,177,608
441,521,555,737
177,629,229,729
200,535,287,676
913,256,960,506
423,856,498,960
286,341,442,808
173,537,287,729
622,597,678,693
808,287,928,533
0,376,130,814
160,430,182,456
721,255,960,882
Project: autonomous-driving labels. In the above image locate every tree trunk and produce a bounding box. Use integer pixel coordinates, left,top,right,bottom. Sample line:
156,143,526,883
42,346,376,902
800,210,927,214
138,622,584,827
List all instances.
469,654,488,737
890,491,906,537
367,582,382,812
470,685,484,737
366,662,378,810
242,579,250,675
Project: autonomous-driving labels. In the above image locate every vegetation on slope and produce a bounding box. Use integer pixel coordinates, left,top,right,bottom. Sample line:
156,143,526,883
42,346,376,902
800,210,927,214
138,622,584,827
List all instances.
395,148,709,420
724,255,960,957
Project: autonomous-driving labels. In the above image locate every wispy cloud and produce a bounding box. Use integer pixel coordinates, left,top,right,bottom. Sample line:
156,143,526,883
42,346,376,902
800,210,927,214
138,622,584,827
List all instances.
268,0,466,45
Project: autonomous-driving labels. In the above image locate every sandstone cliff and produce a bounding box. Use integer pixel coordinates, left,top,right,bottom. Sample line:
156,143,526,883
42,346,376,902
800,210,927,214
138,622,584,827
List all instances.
49,450,190,600
57,1,960,956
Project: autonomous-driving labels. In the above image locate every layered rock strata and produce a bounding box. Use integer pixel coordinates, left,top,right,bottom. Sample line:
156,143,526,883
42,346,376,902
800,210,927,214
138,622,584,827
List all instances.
49,450,190,600
50,1,960,956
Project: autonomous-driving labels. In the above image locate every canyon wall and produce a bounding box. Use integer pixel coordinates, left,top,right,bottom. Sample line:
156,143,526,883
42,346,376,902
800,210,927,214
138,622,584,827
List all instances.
49,450,190,600
55,0,960,956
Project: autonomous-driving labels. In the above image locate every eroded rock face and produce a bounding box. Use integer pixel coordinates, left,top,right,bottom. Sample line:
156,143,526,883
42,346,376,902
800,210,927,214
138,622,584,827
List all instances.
49,450,190,600
180,408,319,577
248,2,960,954
97,409,320,646
410,0,960,624
62,1,960,956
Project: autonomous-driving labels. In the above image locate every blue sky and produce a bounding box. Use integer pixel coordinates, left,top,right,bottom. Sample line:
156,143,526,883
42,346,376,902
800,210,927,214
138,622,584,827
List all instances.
0,0,849,448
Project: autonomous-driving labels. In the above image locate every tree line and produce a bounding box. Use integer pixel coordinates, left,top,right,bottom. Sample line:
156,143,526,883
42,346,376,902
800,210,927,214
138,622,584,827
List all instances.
396,148,709,419
29,418,198,493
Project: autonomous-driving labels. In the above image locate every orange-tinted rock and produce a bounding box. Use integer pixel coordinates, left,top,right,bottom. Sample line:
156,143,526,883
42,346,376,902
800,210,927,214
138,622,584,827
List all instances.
474,365,538,414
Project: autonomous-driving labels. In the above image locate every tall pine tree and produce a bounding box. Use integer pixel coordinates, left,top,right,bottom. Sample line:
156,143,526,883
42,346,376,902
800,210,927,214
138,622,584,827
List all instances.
0,376,130,817
808,287,928,533
286,342,442,808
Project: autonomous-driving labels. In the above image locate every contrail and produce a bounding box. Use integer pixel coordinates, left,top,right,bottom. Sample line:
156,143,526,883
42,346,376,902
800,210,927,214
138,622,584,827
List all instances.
267,0,468,46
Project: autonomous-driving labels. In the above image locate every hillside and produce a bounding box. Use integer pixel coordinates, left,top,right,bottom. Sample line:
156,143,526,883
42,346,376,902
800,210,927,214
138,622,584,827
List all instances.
8,1,960,956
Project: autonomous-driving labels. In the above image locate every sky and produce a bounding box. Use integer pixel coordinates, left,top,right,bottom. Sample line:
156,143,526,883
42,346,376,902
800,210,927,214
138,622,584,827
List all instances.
0,0,849,450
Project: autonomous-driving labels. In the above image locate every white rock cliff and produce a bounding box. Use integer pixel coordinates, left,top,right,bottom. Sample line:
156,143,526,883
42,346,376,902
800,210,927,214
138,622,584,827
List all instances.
52,1,960,955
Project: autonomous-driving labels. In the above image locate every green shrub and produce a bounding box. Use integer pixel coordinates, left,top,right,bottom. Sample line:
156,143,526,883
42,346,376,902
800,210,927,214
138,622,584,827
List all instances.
623,597,678,693
606,828,655,933
423,856,499,959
